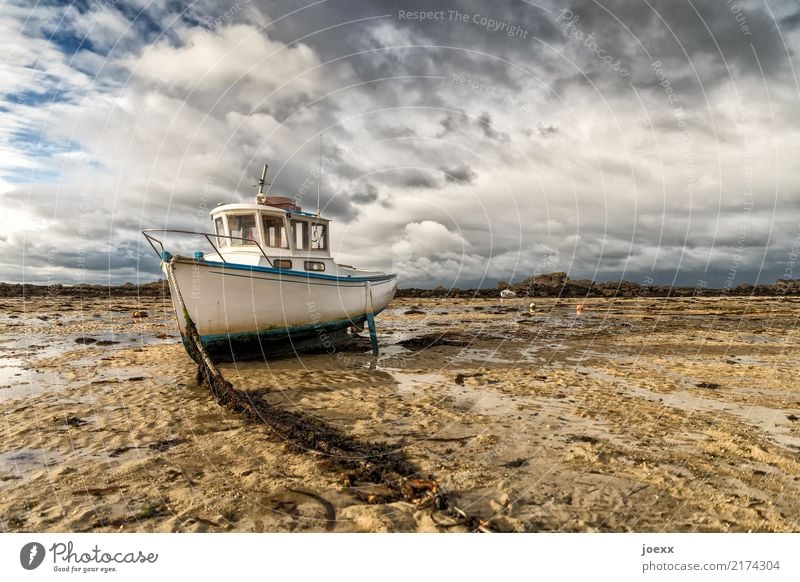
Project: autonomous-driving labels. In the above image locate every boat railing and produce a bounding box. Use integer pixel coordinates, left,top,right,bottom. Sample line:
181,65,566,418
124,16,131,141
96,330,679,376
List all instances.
141,229,274,268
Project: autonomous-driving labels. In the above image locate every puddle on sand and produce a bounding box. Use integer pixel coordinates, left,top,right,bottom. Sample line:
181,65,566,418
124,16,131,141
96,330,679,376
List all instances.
728,355,770,366
0,315,50,327
445,348,512,365
578,364,800,452
632,386,800,452
0,358,25,385
0,359,61,402
386,368,635,461
0,330,166,402
0,448,63,486
741,335,786,345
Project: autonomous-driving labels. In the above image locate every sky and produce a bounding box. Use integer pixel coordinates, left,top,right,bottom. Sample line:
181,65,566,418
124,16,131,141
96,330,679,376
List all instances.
1,0,799,289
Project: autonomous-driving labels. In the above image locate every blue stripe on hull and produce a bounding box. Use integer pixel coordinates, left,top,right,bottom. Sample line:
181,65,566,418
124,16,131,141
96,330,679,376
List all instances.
206,270,376,288
178,257,397,284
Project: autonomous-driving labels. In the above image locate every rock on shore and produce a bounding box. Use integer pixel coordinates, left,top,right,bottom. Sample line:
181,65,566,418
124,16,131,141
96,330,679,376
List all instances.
3,273,800,299
397,272,800,298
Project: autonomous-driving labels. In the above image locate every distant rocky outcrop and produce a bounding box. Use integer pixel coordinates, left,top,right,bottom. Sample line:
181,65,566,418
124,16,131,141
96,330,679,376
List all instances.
0,281,167,298
2,274,800,299
396,273,800,298
395,287,501,299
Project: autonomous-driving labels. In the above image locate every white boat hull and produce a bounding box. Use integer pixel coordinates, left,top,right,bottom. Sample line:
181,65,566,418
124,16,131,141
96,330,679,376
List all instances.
163,257,397,359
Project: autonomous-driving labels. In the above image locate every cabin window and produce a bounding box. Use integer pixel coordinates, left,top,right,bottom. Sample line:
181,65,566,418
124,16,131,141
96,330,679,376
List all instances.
291,219,309,250
229,214,257,245
214,217,227,247
305,261,325,272
310,223,327,251
273,259,292,269
262,215,288,249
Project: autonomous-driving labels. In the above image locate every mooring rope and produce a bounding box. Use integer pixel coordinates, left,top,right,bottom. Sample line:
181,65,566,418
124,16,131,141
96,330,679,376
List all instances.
165,256,496,532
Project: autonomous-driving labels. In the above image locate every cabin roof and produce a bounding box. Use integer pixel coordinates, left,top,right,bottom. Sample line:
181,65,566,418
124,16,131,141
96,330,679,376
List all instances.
210,202,325,220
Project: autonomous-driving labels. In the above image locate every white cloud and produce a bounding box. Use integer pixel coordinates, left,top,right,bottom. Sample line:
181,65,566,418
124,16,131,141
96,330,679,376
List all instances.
2,0,800,287
391,220,467,260
130,24,326,111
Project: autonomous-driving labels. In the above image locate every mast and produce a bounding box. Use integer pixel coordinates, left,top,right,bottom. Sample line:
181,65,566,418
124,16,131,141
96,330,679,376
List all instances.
316,133,321,217
256,164,268,204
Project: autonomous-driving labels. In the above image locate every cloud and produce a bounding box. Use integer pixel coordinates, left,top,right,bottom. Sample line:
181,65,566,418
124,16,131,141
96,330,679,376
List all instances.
1,0,799,288
389,220,476,286
392,220,466,257
129,23,326,113
349,182,379,204
441,164,477,184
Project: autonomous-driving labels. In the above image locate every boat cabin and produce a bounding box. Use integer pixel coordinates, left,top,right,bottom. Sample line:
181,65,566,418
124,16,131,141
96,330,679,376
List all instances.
208,200,334,273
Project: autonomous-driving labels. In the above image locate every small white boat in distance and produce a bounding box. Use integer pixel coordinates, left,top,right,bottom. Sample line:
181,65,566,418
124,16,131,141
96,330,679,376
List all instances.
142,165,398,361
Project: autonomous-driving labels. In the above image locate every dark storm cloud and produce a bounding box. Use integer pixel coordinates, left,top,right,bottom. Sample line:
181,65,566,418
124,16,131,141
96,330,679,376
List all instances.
259,0,560,79
349,182,380,204
378,169,444,190
477,111,507,140
374,124,418,139
1,0,799,287
437,110,509,141
569,0,792,76
437,111,469,137
441,164,477,184
255,0,795,94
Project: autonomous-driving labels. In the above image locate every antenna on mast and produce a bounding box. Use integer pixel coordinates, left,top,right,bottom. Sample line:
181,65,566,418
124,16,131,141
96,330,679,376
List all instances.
316,133,322,217
256,164,268,204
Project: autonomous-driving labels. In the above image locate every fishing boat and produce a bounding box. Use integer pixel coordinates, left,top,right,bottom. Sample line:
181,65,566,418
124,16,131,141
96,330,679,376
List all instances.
142,165,398,361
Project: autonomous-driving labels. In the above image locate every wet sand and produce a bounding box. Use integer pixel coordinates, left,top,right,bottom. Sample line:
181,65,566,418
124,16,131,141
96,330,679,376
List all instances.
1,295,799,532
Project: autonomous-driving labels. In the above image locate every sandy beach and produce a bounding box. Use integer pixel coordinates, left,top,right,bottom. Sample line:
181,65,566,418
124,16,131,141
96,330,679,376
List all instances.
1,294,799,532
